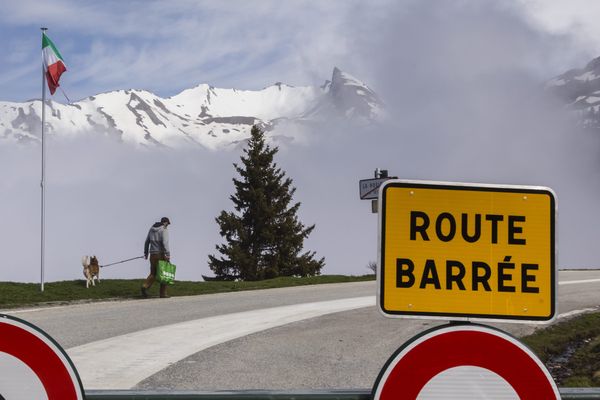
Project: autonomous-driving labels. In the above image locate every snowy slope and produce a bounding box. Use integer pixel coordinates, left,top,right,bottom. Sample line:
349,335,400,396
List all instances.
547,56,600,130
0,68,382,149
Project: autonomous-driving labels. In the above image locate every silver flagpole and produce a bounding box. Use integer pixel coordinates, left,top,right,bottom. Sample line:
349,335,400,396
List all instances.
40,27,47,292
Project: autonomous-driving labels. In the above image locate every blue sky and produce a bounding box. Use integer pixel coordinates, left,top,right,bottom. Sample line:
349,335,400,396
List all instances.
1,0,600,103
1,1,384,102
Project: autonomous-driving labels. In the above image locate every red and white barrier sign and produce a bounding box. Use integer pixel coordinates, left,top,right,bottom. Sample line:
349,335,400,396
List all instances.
373,323,560,399
0,314,84,399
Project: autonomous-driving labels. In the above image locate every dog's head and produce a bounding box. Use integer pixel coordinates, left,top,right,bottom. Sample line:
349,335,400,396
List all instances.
90,256,99,266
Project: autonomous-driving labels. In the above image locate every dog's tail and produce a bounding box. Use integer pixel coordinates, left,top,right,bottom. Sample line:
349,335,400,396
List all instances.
81,255,90,267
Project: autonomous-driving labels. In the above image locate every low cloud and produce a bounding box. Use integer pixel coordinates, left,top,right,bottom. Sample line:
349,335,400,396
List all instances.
284,0,600,273
0,137,240,282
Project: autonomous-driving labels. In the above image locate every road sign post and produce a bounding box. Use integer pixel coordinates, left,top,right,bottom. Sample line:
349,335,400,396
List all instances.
360,178,391,200
360,171,397,214
0,314,85,399
378,180,556,322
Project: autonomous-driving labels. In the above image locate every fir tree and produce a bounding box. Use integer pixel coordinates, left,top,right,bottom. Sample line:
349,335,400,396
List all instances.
208,126,324,281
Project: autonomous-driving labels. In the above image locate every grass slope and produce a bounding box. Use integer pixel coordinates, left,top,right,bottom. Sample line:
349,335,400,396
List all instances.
0,275,375,309
521,312,600,387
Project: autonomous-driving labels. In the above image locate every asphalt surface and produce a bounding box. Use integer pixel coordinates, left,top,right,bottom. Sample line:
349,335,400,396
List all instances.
135,270,600,390
4,270,600,390
4,281,375,348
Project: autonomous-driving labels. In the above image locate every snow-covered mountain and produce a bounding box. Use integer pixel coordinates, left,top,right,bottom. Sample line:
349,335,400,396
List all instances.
0,67,383,149
546,56,600,130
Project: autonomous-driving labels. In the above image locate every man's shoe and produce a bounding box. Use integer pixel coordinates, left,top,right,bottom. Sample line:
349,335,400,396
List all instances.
159,285,168,298
141,286,148,298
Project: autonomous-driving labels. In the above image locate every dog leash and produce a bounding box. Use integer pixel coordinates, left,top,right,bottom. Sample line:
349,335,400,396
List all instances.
100,255,145,268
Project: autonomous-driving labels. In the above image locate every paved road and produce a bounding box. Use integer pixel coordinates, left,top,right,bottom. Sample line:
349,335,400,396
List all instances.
3,281,375,348
3,271,600,391
136,270,600,391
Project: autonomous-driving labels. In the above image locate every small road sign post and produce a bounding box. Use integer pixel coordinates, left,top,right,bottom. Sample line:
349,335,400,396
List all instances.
359,168,397,200
0,314,84,399
359,169,397,214
378,180,556,322
360,177,391,200
372,323,560,399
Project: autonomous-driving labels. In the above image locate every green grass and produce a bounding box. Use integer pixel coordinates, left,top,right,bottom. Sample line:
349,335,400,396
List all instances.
521,312,600,387
0,275,375,309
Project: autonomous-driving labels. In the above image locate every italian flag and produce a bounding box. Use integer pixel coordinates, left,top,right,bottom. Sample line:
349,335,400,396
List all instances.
42,33,67,95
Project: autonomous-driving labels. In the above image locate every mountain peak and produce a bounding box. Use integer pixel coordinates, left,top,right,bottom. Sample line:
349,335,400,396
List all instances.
327,67,383,120
546,55,600,131
331,67,366,88
585,56,600,72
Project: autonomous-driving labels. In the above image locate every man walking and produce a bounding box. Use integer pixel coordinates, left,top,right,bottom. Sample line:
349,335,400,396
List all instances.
142,217,171,298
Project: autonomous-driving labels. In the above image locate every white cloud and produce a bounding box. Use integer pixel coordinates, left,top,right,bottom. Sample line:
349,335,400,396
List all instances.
0,136,241,282
2,0,596,102
517,0,600,60
1,1,389,101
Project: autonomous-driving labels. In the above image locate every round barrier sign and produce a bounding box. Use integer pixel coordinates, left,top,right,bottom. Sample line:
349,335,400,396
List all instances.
372,323,560,399
0,314,84,399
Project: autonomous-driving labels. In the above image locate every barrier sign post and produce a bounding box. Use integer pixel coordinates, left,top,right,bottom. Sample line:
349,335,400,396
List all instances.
378,180,556,322
0,314,85,399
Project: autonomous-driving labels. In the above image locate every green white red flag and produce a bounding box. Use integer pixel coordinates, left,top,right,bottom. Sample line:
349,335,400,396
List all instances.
42,33,66,95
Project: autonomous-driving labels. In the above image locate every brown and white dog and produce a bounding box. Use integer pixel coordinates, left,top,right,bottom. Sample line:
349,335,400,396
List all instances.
82,255,101,288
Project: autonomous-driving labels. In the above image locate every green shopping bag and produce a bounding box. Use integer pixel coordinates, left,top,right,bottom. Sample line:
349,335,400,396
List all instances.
157,260,176,285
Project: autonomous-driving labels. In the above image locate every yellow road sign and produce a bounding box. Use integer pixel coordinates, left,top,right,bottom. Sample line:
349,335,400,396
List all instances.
378,180,556,322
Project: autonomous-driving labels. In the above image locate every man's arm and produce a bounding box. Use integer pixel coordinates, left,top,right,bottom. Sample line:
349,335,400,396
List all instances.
162,229,170,260
144,231,150,259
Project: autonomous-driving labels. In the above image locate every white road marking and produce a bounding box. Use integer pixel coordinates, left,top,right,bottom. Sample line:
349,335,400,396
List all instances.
557,308,598,320
2,305,71,315
66,296,375,389
1,299,131,315
558,278,600,285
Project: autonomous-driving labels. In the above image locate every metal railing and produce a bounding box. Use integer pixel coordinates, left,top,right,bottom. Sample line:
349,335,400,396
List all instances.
85,388,600,399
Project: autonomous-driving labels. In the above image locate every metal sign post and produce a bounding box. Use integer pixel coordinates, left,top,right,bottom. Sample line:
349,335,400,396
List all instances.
359,169,396,214
359,177,391,200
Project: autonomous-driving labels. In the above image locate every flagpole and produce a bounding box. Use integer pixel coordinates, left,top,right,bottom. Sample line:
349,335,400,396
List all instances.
40,27,47,292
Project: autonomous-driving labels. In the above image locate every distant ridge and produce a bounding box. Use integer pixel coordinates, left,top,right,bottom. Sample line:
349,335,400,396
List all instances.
0,68,383,149
547,56,600,131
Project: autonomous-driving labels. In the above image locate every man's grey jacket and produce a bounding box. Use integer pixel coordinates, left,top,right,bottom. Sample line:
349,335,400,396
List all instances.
144,222,170,257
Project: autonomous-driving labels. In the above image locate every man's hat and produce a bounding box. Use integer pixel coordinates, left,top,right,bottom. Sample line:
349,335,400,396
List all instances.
161,217,171,225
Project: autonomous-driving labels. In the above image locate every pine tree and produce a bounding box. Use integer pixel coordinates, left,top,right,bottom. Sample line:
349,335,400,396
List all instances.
208,126,324,281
